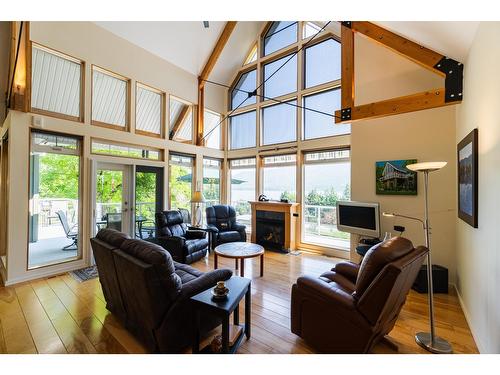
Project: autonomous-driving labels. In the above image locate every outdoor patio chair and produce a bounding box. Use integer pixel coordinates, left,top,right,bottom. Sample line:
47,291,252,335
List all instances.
56,210,78,251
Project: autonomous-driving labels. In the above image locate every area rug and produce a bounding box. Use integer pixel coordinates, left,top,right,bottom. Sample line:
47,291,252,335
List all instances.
69,266,98,282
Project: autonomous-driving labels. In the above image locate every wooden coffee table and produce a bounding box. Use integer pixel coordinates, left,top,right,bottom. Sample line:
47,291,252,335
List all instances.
214,242,264,277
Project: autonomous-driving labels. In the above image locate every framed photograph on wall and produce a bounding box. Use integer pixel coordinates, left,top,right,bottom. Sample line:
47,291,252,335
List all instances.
457,128,478,228
375,159,418,195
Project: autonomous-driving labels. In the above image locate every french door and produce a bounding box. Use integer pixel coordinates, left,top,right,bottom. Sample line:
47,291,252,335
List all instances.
134,165,164,239
94,162,132,236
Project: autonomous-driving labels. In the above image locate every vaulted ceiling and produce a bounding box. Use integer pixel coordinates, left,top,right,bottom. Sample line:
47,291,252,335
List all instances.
95,21,479,86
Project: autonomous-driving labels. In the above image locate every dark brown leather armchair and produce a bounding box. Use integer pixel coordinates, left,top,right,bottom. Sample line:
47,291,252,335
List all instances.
291,237,428,353
91,228,232,353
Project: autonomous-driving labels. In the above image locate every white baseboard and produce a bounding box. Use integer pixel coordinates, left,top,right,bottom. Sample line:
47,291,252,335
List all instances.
3,259,88,286
452,283,485,353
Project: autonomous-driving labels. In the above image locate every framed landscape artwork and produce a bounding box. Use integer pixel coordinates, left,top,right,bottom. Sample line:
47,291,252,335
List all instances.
457,128,478,228
375,159,417,195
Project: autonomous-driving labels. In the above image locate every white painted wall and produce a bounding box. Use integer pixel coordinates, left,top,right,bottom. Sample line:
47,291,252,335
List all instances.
350,35,457,283
455,21,500,353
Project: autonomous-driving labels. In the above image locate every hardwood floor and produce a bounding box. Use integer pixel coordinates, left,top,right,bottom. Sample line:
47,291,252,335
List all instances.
0,250,478,354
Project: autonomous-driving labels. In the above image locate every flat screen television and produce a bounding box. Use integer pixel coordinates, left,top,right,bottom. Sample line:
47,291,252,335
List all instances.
336,201,380,238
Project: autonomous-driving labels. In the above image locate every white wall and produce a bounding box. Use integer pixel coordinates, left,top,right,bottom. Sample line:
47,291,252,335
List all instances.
455,22,500,354
350,35,457,282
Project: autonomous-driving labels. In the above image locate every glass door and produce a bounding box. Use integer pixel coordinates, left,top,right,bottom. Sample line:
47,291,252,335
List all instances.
94,163,132,236
28,131,82,269
135,166,164,239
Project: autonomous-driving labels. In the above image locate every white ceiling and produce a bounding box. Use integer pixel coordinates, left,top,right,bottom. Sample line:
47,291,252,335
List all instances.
95,21,226,77
95,21,479,87
95,21,264,85
377,21,480,62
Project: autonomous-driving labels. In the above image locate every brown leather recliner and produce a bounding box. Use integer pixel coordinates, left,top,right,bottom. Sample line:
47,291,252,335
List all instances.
91,228,232,353
291,237,428,353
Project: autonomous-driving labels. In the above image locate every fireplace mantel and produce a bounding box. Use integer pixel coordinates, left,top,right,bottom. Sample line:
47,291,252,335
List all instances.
249,201,299,252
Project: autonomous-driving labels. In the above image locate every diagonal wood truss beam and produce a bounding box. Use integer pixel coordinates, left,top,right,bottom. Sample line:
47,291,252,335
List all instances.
197,21,237,146
335,21,463,124
169,105,191,140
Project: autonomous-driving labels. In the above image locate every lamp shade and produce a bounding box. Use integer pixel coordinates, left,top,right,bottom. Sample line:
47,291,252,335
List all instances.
406,161,447,172
191,191,206,203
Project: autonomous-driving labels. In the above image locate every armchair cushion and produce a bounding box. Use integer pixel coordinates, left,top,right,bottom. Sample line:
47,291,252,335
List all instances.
218,231,242,243
184,238,209,254
332,262,360,284
319,271,356,293
174,261,204,283
179,269,233,300
296,275,355,311
184,230,207,240
206,224,219,233
232,223,247,232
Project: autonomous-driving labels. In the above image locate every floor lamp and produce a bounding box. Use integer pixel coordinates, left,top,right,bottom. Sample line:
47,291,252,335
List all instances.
191,191,206,227
384,161,452,354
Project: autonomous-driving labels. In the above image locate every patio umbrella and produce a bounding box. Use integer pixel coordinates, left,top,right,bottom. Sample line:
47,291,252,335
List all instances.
177,173,245,184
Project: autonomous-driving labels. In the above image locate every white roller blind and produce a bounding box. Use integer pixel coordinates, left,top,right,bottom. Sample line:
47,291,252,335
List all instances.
31,46,82,118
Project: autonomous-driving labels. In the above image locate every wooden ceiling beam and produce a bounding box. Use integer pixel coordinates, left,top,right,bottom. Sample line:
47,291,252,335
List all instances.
350,21,445,76
169,105,191,140
336,21,463,124
197,21,237,146
340,23,354,122
335,88,450,123
198,21,237,89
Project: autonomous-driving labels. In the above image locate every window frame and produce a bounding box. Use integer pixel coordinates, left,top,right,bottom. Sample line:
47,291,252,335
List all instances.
302,86,350,141
91,64,131,132
229,110,257,150
260,99,298,146
29,42,85,123
303,35,342,90
202,157,223,207
229,157,257,229
168,94,195,144
203,108,223,150
301,147,351,250
261,21,299,57
27,129,84,270
90,138,164,161
135,81,166,139
229,67,257,111
168,152,196,212
262,52,298,100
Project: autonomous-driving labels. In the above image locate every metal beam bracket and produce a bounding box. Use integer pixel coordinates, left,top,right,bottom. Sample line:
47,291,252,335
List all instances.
434,57,463,103
341,21,352,28
340,107,351,121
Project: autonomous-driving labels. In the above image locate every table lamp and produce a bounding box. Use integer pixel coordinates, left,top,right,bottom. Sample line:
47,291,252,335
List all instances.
383,161,452,354
191,191,206,227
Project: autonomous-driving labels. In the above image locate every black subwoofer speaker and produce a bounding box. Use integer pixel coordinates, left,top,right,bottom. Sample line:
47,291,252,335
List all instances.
412,264,448,294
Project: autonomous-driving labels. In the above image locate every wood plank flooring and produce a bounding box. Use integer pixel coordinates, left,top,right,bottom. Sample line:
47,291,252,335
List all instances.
0,250,478,354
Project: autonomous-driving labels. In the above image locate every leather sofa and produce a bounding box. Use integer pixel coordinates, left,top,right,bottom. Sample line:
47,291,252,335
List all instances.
90,228,232,353
291,237,428,353
154,210,209,264
206,205,247,248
